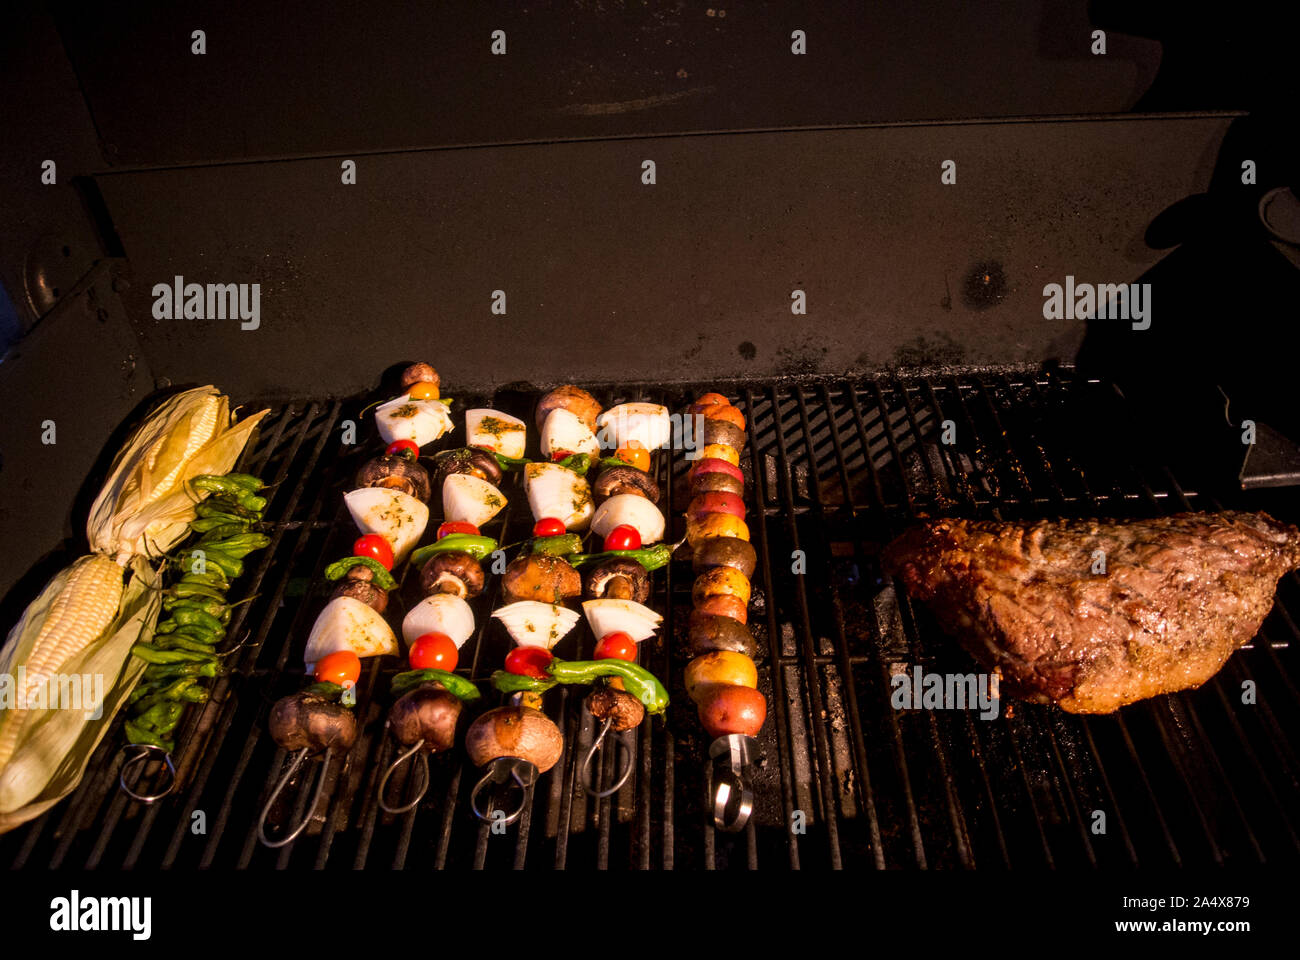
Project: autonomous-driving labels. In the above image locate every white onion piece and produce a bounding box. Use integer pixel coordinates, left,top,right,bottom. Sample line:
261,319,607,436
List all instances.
304,596,398,671
492,601,581,649
596,402,671,451
374,394,453,447
344,487,429,562
524,462,594,531
581,599,663,643
402,593,477,647
465,408,527,459
442,473,507,528
590,494,665,545
541,408,600,459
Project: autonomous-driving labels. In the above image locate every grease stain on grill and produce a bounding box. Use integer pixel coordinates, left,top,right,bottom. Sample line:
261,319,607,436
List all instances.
738,340,757,360
962,261,1008,310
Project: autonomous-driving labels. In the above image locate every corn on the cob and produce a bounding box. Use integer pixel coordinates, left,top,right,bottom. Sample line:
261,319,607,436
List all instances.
0,555,124,767
140,395,223,508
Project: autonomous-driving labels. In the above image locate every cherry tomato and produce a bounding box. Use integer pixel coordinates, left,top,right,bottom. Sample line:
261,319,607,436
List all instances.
594,632,637,662
504,646,553,678
352,534,394,570
315,650,361,686
385,439,420,459
602,524,642,552
436,521,480,539
407,381,440,400
533,517,567,538
408,632,458,671
550,448,576,462
615,442,651,473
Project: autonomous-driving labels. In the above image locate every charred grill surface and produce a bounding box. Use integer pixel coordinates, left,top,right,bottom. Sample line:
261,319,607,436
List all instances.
884,512,1300,712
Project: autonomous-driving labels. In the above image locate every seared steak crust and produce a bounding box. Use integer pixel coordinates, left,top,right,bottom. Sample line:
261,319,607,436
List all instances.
882,512,1300,713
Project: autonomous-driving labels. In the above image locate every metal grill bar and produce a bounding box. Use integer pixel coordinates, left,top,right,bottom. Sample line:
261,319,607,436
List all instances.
5,369,1299,870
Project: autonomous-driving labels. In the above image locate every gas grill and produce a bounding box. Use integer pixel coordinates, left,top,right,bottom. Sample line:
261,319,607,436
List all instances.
3,5,1298,883
3,369,1297,870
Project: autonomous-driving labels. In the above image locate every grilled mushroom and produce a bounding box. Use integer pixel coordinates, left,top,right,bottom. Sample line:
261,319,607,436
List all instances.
502,554,582,604
586,686,645,731
419,550,485,598
355,453,432,503
433,447,504,490
466,705,564,772
593,465,660,504
534,384,602,433
388,682,462,752
583,557,650,603
332,575,388,614
401,362,440,391
268,690,358,755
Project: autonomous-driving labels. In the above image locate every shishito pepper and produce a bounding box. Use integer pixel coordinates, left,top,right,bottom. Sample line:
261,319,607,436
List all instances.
568,543,672,572
490,657,668,713
144,661,219,681
196,499,259,521
124,720,174,752
131,643,218,665
530,533,583,557
323,556,397,590
197,533,271,559
409,534,499,568
390,669,481,702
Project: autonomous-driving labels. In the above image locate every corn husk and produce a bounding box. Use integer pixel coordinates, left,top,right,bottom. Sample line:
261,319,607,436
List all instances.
88,386,268,561
0,558,158,824
0,386,267,830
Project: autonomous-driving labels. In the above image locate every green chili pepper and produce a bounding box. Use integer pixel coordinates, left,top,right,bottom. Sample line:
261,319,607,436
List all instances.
129,678,171,705
191,549,242,579
409,534,499,568
323,556,397,590
178,565,229,588
124,720,174,752
131,643,217,665
197,533,270,559
390,669,481,702
568,543,673,572
154,634,219,654
167,607,225,633
220,472,265,492
236,493,267,513
191,475,254,498
556,453,592,476
491,451,532,471
144,660,219,681
196,500,259,521
530,533,583,556
132,678,201,713
133,701,186,731
489,670,558,695
164,595,227,617
548,658,670,714
189,518,252,538
302,681,345,701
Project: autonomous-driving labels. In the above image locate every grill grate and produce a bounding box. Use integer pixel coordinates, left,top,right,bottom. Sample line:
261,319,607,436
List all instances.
5,368,1299,869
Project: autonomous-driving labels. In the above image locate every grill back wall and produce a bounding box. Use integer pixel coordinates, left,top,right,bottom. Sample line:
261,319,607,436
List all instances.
5,370,1297,870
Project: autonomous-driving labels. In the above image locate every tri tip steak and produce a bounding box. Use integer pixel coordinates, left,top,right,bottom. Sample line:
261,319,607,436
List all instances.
882,511,1300,713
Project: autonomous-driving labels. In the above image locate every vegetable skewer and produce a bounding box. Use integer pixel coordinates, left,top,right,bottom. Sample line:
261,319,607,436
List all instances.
682,391,765,832
258,362,448,847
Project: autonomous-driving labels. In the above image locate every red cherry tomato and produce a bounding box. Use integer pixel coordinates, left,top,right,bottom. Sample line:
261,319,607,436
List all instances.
550,448,576,462
436,521,480,539
603,524,642,552
385,439,420,459
594,632,637,662
408,632,458,671
352,534,394,570
533,517,567,538
504,646,553,678
315,650,361,686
